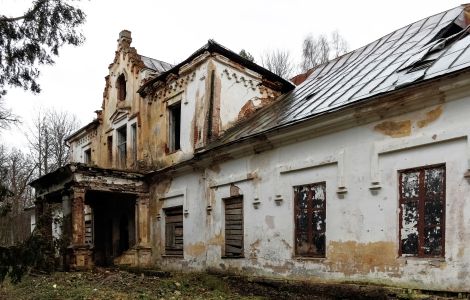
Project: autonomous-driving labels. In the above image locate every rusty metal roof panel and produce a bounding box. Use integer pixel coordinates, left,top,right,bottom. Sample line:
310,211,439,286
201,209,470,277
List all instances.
209,5,470,147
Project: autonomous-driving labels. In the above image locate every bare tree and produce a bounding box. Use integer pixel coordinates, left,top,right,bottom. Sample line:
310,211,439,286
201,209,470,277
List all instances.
0,146,35,214
330,30,349,59
27,108,80,176
0,145,36,245
0,98,18,129
300,31,349,72
260,49,295,79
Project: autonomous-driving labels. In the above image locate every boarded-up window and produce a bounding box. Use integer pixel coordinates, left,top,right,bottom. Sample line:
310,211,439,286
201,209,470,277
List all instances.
224,197,244,257
294,182,326,257
164,206,183,256
399,165,445,257
117,126,127,168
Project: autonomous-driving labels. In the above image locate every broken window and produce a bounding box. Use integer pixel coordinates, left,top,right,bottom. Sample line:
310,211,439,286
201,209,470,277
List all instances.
131,123,137,166
117,74,126,101
107,135,113,165
84,149,91,164
294,182,326,257
399,165,445,257
224,196,244,258
117,126,127,168
168,102,181,152
164,206,183,256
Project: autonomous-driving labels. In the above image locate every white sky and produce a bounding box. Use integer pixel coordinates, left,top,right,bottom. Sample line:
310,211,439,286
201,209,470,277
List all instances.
0,0,464,148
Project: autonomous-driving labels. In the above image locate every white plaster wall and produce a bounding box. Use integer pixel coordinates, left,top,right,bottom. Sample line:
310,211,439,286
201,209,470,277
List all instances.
151,91,470,291
214,60,266,132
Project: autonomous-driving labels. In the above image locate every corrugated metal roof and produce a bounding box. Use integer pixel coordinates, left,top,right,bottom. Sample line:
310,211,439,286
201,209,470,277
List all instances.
140,55,173,73
214,5,470,146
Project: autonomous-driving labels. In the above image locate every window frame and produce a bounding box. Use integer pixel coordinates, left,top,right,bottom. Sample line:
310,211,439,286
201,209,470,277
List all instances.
116,125,127,169
83,148,92,164
107,135,113,166
293,181,326,258
116,74,127,101
223,196,244,258
131,123,137,166
168,101,181,153
398,164,446,258
163,206,184,257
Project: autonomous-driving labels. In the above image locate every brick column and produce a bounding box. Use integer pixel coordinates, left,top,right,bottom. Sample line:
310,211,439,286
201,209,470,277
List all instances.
136,195,150,247
135,195,151,266
68,187,92,269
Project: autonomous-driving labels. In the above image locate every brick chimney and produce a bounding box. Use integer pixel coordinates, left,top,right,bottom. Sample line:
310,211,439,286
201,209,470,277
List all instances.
118,30,132,51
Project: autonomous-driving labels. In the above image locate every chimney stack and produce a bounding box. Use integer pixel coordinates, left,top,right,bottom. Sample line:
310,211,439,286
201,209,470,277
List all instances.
118,30,132,50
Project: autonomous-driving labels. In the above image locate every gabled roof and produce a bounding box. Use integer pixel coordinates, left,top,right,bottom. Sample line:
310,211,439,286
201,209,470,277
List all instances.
138,40,295,96
140,55,173,73
213,4,470,146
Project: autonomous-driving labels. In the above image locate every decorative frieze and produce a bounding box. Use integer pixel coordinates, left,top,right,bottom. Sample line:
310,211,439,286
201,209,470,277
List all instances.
151,72,196,102
221,68,257,91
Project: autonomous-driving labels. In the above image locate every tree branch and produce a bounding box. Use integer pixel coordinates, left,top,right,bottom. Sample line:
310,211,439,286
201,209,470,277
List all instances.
0,0,47,22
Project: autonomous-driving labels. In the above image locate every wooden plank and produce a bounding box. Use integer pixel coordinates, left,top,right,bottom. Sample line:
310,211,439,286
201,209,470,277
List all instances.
225,214,242,221
225,245,242,254
225,202,243,209
226,220,243,226
226,239,243,247
225,229,243,235
166,215,183,223
225,224,243,230
226,208,243,215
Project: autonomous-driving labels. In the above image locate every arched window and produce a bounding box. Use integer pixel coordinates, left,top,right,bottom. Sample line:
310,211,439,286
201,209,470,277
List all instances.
117,74,126,101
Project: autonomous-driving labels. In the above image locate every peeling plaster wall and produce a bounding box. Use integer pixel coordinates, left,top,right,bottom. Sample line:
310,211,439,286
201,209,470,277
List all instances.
150,88,470,292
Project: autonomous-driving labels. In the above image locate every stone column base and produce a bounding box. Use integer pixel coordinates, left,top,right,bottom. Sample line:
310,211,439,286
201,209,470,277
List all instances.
68,244,93,270
114,246,152,267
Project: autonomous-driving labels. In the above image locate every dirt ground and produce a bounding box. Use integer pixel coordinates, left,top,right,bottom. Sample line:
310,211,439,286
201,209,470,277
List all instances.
0,268,465,300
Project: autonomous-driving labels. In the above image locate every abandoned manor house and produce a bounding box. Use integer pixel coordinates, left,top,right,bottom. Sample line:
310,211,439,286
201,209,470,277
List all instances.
31,4,470,292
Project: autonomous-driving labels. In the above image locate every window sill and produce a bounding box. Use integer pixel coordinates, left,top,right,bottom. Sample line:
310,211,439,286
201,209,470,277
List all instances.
221,256,245,259
167,149,182,155
294,256,326,262
398,255,445,260
161,254,184,259
398,256,446,266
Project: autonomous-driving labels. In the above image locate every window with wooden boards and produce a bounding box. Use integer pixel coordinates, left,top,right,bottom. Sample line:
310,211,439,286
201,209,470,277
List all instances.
399,165,445,257
164,206,183,256
224,197,244,258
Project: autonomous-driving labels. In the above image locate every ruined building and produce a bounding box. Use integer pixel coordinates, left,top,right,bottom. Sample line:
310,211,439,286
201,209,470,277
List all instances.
31,4,470,292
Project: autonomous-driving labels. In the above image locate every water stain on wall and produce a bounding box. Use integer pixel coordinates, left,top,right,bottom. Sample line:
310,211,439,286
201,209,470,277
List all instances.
374,120,411,138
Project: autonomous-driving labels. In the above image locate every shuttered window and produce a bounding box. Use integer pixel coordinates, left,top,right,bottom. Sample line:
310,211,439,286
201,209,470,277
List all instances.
294,182,326,257
224,197,244,258
164,206,183,256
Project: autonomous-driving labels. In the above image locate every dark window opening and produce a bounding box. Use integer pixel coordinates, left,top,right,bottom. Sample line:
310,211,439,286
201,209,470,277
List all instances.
117,74,126,101
84,149,92,164
399,165,445,257
224,197,244,258
294,182,326,257
164,206,183,256
117,126,127,168
131,123,137,166
169,102,181,152
107,135,113,165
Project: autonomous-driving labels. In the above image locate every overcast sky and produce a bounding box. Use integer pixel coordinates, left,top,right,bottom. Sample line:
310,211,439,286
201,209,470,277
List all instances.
0,0,464,148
